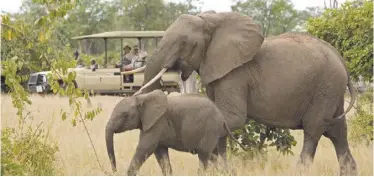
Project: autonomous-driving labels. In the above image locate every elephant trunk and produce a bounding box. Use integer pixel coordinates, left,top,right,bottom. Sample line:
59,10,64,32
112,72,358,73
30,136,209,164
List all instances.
141,43,180,94
105,123,117,173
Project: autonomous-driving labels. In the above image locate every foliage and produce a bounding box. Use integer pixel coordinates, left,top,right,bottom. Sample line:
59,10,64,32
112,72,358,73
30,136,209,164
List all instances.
228,120,297,158
348,88,373,145
1,0,201,173
61,0,201,56
1,126,59,175
306,0,373,82
231,0,310,37
196,76,297,157
1,0,104,173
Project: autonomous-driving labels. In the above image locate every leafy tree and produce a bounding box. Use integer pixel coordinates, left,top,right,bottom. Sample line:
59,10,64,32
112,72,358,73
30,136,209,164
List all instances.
1,0,104,173
306,0,373,82
348,88,373,145
231,0,307,37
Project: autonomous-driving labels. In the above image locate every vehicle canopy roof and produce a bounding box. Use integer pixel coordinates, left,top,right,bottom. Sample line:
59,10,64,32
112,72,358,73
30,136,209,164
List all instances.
71,31,164,40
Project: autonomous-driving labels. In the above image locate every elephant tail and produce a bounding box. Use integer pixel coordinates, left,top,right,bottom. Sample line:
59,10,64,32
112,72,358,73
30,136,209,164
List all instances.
223,122,250,151
333,73,357,120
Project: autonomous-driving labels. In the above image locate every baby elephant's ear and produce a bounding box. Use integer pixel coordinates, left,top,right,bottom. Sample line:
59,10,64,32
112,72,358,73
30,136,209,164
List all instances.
136,90,168,132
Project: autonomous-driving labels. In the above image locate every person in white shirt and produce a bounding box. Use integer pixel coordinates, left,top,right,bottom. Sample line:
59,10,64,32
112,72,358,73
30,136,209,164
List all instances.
90,59,98,71
124,45,147,70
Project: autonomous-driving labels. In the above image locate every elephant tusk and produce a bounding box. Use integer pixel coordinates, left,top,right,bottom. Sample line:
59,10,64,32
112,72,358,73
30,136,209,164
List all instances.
121,65,146,75
133,68,168,96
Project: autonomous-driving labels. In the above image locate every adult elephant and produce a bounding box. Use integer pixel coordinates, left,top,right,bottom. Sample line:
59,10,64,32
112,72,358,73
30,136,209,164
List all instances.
124,11,357,175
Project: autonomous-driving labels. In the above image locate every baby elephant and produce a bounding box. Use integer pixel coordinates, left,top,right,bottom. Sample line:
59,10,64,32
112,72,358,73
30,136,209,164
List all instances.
105,89,245,176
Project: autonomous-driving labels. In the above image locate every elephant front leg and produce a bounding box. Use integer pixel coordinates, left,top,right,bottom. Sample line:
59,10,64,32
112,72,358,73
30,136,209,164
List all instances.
208,68,249,131
127,147,156,176
154,146,173,176
127,133,158,176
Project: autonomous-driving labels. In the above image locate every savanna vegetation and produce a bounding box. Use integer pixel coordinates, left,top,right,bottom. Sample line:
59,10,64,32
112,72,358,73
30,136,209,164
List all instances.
1,0,372,175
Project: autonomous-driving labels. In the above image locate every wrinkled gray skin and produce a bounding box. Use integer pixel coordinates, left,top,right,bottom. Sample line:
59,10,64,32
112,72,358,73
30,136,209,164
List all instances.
105,90,243,175
136,11,358,175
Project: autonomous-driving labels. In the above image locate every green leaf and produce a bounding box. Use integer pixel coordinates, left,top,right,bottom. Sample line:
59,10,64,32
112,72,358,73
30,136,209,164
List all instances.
72,119,77,126
61,112,67,121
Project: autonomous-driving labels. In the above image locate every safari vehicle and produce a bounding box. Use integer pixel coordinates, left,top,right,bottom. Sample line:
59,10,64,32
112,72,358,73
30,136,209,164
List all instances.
27,31,181,95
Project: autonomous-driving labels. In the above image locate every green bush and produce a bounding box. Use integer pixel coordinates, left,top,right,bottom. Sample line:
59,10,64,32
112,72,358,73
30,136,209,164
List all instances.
348,88,373,145
228,120,297,159
1,125,59,175
306,0,373,82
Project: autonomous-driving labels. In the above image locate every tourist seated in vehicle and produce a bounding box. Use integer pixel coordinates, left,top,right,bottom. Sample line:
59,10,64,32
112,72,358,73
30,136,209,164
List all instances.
90,59,99,71
123,45,147,70
122,45,147,82
117,44,132,67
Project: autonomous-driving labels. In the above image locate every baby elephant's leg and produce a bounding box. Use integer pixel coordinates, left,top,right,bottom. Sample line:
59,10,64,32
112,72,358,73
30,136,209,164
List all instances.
127,146,155,175
197,133,219,175
209,147,219,168
217,136,229,173
154,146,172,176
198,152,211,175
127,133,159,176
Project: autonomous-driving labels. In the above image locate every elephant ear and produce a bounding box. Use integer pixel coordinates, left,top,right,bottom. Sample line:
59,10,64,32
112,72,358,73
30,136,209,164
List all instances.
197,11,264,84
136,90,168,132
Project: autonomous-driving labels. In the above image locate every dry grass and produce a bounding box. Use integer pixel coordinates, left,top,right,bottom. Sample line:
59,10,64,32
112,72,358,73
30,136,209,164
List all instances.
1,94,373,176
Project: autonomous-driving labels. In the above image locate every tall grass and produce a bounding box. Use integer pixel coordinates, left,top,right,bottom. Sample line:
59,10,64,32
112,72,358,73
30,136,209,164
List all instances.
1,94,373,175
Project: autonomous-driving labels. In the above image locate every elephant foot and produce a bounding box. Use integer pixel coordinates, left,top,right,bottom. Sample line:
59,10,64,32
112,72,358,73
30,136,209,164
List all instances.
338,155,358,176
126,171,137,176
295,158,313,175
340,168,358,176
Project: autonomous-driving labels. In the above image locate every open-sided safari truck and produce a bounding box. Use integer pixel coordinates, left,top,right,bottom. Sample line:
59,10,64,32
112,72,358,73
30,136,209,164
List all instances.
27,31,181,95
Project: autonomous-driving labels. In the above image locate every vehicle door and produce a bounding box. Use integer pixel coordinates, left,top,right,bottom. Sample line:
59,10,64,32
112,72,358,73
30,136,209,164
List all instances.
85,68,121,91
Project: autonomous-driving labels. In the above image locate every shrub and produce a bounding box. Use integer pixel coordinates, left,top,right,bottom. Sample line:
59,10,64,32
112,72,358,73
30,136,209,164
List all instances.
1,125,59,175
306,0,373,82
348,88,373,145
228,120,297,159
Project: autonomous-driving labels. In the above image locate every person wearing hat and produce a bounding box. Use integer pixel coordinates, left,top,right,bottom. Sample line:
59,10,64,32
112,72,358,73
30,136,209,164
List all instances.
123,45,132,56
119,44,132,66
123,44,147,70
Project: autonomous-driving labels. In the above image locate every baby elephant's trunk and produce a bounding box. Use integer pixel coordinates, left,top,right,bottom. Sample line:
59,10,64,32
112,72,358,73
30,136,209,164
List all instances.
105,123,117,173
223,122,250,151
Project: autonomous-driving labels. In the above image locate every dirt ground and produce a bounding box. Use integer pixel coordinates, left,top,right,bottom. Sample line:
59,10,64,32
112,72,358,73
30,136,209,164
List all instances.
1,94,373,175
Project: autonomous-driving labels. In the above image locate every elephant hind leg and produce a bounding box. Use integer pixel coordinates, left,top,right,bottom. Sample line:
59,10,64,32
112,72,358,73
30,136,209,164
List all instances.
208,147,219,168
217,136,229,172
297,132,322,168
297,96,338,173
323,116,358,175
